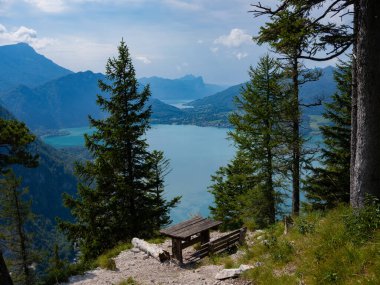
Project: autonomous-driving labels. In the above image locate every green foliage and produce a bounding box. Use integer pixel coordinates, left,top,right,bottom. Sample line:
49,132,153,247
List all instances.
146,150,181,231
95,242,132,270
59,40,178,260
344,197,380,244
239,205,380,284
0,170,38,285
116,277,140,285
209,55,290,230
0,118,38,172
304,60,351,209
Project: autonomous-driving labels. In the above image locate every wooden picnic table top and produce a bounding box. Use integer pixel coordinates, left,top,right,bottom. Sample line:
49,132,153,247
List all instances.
160,216,222,239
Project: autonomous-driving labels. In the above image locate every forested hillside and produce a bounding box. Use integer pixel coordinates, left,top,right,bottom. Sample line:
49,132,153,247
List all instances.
0,103,77,221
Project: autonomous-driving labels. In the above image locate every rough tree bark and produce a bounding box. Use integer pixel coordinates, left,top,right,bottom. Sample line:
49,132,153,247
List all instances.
0,251,13,285
352,0,380,206
350,0,359,206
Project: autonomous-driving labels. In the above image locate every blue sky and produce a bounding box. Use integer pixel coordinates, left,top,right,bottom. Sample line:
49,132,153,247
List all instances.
0,0,334,85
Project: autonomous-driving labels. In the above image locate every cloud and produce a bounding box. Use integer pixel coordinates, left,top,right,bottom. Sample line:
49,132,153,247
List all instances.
135,56,151,64
0,24,55,49
214,28,252,48
25,0,66,13
164,0,201,11
234,51,248,60
210,47,219,53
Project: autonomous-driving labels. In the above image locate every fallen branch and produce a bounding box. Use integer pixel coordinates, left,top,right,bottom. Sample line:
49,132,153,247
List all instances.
132,238,170,262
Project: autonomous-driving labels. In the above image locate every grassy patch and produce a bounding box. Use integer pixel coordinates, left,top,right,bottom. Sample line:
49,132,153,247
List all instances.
95,242,132,270
239,205,380,284
116,276,140,285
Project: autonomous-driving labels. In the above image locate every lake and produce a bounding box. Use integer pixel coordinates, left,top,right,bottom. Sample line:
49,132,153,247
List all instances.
42,124,235,223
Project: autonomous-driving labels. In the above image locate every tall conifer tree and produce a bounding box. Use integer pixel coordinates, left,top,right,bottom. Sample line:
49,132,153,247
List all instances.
60,40,177,260
210,55,289,229
253,7,321,215
0,171,37,285
304,61,351,209
0,118,38,285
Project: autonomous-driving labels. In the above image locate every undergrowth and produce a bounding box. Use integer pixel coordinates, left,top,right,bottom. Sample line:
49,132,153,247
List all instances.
95,242,132,270
235,203,380,284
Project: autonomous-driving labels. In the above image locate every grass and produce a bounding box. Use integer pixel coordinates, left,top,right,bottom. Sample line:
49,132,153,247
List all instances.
233,205,380,285
116,276,140,285
95,242,132,270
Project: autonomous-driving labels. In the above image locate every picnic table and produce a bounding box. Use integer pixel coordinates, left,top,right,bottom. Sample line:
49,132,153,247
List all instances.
160,216,222,263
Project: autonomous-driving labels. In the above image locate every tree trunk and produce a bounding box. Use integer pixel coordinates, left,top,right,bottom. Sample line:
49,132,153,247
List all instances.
352,0,380,206
291,58,300,215
350,0,359,207
131,238,170,262
0,251,13,285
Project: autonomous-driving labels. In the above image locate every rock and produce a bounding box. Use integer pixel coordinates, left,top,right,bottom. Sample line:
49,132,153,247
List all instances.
215,264,254,280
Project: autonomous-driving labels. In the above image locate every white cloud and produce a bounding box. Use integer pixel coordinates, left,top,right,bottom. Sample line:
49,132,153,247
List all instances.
25,0,66,13
164,0,201,11
210,47,219,53
135,56,151,64
234,51,248,60
214,28,252,48
0,24,55,49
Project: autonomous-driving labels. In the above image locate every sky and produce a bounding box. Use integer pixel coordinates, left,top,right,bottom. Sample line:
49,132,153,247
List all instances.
0,0,337,85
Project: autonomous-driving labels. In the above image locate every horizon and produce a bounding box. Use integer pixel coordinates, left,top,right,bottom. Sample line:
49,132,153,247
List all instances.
0,0,339,85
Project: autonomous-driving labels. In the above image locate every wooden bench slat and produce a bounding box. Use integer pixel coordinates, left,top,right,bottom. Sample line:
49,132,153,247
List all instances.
190,227,247,260
173,220,222,238
160,216,204,236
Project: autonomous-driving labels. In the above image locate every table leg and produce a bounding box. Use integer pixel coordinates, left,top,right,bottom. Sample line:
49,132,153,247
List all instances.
200,230,210,245
172,238,183,263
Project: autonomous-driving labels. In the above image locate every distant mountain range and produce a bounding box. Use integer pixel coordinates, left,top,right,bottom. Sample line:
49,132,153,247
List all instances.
0,43,227,131
139,74,225,100
0,43,72,93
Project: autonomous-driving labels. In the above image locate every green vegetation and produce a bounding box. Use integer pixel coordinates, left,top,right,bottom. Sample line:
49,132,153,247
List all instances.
116,277,140,285
59,39,179,261
95,242,132,270
220,204,380,284
209,55,290,230
0,171,38,285
304,61,352,209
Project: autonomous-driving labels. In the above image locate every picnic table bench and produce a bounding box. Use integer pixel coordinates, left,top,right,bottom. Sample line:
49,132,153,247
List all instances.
160,216,222,263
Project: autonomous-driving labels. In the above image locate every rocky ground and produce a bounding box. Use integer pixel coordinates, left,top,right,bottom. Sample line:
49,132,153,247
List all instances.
62,232,255,285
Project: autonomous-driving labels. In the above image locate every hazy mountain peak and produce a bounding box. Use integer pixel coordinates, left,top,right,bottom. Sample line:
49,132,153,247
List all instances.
0,43,72,92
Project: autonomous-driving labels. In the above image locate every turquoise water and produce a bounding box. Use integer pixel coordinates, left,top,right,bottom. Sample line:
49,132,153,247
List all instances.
42,124,235,223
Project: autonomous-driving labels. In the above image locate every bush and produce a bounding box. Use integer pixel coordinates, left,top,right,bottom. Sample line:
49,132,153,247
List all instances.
344,197,380,244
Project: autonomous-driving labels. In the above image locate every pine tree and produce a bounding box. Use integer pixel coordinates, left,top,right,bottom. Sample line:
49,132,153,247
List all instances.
0,119,38,172
59,40,177,260
0,171,37,285
210,55,289,229
147,150,180,231
0,118,38,285
209,151,256,230
252,7,321,215
304,62,351,209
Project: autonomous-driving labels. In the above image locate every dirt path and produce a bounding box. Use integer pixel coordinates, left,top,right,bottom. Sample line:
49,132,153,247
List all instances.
63,236,252,285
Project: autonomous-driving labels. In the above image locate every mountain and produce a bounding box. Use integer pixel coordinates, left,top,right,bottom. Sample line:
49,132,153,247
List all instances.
0,43,72,93
0,71,188,130
187,83,245,112
183,67,337,127
0,103,77,222
139,74,225,101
